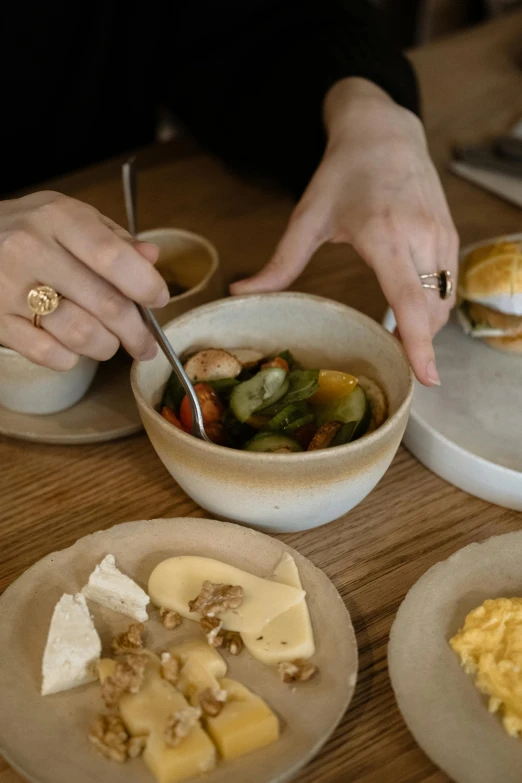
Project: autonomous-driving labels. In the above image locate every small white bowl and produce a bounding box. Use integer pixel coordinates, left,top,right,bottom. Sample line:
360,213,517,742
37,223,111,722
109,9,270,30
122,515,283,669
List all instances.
0,347,99,415
137,228,224,326
131,293,414,533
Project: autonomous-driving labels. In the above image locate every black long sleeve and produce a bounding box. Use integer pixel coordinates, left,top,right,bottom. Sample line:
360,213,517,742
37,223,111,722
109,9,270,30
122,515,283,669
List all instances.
2,1,419,196
164,0,420,196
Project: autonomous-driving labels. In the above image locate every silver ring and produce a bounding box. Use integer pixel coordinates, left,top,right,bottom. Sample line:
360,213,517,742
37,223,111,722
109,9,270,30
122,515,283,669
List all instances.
419,270,453,300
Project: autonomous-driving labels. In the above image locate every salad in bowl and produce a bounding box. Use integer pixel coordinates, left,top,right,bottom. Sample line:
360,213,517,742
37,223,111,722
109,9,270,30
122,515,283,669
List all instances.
159,347,388,452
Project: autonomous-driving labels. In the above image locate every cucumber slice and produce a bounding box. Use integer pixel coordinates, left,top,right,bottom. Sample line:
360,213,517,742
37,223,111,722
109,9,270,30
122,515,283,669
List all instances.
230,368,289,423
315,385,371,442
268,402,309,431
244,432,303,453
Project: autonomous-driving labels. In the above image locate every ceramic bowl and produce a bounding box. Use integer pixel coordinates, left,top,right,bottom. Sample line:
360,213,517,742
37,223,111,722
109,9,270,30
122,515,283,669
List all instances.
131,293,414,533
138,228,224,326
0,348,99,415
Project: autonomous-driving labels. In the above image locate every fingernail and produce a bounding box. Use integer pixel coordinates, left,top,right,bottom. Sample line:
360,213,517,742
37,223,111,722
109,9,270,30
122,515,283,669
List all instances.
427,360,441,386
141,343,158,361
153,288,170,308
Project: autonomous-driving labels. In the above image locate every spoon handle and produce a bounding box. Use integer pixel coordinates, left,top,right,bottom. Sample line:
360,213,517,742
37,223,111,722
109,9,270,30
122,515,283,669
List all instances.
122,158,211,443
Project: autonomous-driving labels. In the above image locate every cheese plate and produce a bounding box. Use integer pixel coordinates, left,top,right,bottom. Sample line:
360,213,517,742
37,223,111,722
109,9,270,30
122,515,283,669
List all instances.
0,517,357,783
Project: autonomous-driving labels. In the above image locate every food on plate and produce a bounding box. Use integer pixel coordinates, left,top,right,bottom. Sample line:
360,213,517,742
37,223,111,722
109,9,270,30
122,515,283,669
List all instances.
159,347,388,449
241,552,315,664
203,677,279,760
148,555,305,633
457,240,522,353
82,554,150,622
40,548,318,782
41,593,101,695
97,651,217,780
450,597,522,737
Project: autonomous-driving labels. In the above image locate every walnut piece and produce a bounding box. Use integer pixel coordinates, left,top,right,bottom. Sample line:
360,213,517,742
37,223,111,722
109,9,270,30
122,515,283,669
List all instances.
278,659,318,683
160,652,180,685
222,631,243,656
89,715,130,763
101,654,147,708
200,616,224,646
199,616,243,654
127,735,147,759
160,607,182,630
188,581,243,617
111,623,145,655
199,686,227,717
164,707,202,748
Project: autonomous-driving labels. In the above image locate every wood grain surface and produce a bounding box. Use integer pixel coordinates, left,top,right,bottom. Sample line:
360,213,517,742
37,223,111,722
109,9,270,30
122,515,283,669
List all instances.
2,12,522,783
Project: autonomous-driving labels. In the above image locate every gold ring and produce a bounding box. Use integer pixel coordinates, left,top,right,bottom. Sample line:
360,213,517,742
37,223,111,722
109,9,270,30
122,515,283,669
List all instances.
27,285,62,328
419,270,453,300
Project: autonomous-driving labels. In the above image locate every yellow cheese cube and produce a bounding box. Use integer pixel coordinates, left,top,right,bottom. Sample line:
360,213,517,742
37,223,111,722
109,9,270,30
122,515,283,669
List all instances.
170,640,227,707
144,729,216,783
205,678,279,760
97,655,216,783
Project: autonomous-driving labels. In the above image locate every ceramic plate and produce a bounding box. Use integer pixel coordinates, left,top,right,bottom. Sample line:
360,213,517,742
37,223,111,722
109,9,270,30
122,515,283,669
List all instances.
0,352,142,445
389,531,522,783
0,517,357,783
382,233,522,511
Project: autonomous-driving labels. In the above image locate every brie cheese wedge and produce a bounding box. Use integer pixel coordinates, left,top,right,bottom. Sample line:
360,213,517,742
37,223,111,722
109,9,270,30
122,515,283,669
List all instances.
41,593,101,696
82,554,149,622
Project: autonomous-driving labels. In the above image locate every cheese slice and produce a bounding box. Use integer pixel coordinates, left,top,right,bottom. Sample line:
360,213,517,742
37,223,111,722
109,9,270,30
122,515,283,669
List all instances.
82,554,149,622
41,593,101,695
148,556,305,633
241,552,315,664
205,678,279,760
99,655,216,783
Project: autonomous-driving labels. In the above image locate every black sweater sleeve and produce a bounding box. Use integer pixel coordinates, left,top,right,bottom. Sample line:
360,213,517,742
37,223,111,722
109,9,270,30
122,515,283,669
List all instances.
165,0,420,196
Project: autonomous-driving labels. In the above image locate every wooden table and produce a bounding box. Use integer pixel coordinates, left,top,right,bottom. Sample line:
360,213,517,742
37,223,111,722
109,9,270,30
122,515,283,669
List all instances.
2,11,522,783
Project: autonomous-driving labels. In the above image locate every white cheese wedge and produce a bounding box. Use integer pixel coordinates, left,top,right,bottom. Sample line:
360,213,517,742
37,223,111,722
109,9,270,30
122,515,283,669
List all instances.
82,554,149,622
148,556,305,634
241,552,315,664
41,593,101,696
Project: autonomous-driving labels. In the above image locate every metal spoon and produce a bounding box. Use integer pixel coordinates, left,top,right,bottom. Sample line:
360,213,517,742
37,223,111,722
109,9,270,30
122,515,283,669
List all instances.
122,157,211,443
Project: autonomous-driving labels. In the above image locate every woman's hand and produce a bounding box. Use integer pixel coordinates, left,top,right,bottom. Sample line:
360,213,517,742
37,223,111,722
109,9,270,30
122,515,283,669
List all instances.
231,78,458,386
0,191,169,370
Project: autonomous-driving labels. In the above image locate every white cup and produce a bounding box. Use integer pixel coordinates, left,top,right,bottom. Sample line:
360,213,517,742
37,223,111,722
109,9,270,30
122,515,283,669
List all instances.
0,347,99,415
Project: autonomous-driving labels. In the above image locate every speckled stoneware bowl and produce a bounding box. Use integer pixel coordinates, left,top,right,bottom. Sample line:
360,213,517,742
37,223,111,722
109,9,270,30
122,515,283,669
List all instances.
131,293,414,533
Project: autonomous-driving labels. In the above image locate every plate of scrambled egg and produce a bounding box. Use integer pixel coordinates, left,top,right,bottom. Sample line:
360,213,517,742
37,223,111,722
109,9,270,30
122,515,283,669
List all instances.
389,531,522,783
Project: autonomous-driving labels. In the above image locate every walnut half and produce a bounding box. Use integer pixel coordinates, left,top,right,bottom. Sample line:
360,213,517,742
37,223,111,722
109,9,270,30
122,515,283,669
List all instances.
160,652,180,685
101,653,147,708
111,623,145,655
199,617,243,655
89,715,146,763
160,607,182,630
189,581,243,617
199,686,228,717
278,659,318,683
164,707,202,748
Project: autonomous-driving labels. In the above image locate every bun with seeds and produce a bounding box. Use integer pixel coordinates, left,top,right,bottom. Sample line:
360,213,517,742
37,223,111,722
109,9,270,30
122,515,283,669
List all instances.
457,240,522,354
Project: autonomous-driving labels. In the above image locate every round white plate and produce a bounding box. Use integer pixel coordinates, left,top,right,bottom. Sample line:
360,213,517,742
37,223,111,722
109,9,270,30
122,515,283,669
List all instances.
389,531,522,783
0,352,142,445
382,233,522,511
0,517,357,783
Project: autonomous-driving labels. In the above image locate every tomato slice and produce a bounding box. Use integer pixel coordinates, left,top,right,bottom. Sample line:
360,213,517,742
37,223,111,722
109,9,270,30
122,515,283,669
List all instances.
309,370,357,404
204,421,228,446
261,357,289,372
179,383,224,432
161,406,184,430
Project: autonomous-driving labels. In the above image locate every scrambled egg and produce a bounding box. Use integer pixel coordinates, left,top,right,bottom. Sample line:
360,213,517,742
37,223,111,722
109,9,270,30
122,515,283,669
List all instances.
450,598,522,738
